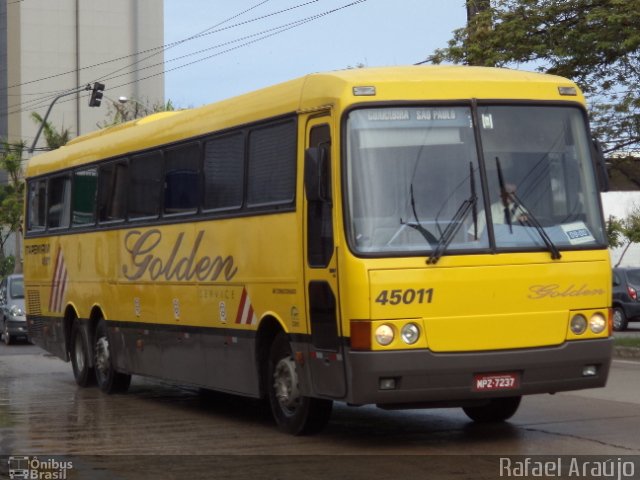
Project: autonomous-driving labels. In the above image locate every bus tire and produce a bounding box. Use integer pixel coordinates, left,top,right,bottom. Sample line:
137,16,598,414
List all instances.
94,319,131,394
267,332,332,435
462,396,521,423
70,320,95,387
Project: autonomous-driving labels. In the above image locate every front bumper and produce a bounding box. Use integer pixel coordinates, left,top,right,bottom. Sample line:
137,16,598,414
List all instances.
346,338,613,406
6,318,29,338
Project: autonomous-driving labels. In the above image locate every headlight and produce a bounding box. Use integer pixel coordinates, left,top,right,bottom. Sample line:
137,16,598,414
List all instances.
375,324,394,346
401,323,420,345
589,313,607,334
570,314,587,335
10,305,25,317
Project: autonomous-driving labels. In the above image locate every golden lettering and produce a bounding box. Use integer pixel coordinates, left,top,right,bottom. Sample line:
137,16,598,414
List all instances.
122,229,238,282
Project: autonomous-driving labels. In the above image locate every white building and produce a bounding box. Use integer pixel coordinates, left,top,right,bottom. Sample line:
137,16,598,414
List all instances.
1,0,164,152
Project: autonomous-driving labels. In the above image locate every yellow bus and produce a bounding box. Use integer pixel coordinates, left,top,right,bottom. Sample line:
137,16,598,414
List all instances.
24,66,613,435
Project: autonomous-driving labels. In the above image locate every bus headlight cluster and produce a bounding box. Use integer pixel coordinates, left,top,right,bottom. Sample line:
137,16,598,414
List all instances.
374,323,421,346
571,312,607,335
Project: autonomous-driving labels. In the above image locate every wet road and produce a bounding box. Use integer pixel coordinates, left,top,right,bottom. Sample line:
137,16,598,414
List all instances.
1,343,639,479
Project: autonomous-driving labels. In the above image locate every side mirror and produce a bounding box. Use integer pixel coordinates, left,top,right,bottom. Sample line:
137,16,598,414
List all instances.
304,144,330,203
592,139,609,192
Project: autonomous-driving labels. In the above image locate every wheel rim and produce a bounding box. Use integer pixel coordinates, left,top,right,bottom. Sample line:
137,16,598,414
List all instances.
3,324,9,345
95,336,111,380
613,310,623,329
273,356,301,415
74,333,85,371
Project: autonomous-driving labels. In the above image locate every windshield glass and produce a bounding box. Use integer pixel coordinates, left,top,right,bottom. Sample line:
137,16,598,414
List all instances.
479,105,605,250
346,107,488,254
345,105,605,256
9,277,24,299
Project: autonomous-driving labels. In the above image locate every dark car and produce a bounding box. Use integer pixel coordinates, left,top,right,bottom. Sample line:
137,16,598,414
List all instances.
0,274,27,345
612,267,640,331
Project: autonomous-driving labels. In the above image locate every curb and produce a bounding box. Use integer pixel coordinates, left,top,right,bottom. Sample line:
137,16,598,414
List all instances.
613,346,640,359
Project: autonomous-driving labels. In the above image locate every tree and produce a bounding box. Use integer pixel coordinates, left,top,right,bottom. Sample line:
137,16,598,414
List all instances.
606,215,625,249
30,112,71,150
98,98,175,128
428,0,640,156
606,206,640,266
0,140,26,274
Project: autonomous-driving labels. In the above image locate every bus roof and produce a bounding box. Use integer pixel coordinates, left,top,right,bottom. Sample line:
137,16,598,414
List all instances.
26,65,584,177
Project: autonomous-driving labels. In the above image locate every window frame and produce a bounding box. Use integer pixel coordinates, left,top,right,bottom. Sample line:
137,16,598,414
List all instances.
23,113,299,238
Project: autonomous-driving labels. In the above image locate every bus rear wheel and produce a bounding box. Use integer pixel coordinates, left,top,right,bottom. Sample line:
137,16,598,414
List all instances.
94,319,131,394
70,320,95,387
267,332,332,435
463,396,521,423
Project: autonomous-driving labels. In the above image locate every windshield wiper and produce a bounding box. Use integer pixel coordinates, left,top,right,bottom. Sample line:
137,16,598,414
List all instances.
404,184,439,246
427,162,477,265
509,192,562,260
495,157,561,260
496,157,513,233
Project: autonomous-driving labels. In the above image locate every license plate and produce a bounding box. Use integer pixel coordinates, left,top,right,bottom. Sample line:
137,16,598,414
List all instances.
472,372,520,392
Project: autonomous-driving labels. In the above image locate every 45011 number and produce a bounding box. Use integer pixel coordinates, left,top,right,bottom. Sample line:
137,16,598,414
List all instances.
375,288,434,306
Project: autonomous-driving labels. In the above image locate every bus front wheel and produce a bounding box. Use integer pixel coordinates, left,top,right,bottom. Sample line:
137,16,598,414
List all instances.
94,319,131,394
462,396,522,423
267,332,332,435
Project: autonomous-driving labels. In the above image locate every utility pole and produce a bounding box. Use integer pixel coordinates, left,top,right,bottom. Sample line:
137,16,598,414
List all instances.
28,83,104,154
465,0,492,66
466,0,490,20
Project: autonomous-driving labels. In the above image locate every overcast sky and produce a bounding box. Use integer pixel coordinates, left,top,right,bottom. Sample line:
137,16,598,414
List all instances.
163,0,465,107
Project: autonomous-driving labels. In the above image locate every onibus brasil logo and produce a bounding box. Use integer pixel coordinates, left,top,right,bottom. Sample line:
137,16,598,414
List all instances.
8,456,73,480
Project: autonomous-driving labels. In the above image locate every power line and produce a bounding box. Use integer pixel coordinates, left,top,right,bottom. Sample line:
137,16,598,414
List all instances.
5,0,279,115
7,0,316,91
4,0,320,116
101,0,368,97
99,9,355,89
4,0,368,119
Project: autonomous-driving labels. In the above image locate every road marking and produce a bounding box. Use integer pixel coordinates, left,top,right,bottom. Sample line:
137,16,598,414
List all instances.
612,359,640,366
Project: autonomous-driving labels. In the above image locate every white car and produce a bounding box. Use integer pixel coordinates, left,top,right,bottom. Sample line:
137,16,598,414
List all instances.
1,274,27,345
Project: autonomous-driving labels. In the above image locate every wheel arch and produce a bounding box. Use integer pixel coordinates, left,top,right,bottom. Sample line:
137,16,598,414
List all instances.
87,304,106,353
255,314,287,398
66,304,105,367
63,304,80,362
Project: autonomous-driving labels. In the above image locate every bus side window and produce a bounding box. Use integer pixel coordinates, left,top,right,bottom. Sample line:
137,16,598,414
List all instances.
164,143,200,215
98,160,128,223
27,179,47,232
128,151,163,219
247,121,296,208
47,175,71,229
72,167,98,226
203,133,244,211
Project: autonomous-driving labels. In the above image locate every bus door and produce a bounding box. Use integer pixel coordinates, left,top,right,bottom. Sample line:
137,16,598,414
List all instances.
302,115,346,398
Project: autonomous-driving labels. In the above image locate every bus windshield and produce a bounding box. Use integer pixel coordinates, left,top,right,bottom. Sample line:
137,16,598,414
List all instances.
345,105,606,255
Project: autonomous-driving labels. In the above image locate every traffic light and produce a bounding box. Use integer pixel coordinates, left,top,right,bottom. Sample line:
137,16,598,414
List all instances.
89,82,105,107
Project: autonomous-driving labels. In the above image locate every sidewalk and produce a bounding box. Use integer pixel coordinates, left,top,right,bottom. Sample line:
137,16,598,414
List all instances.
613,345,640,359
